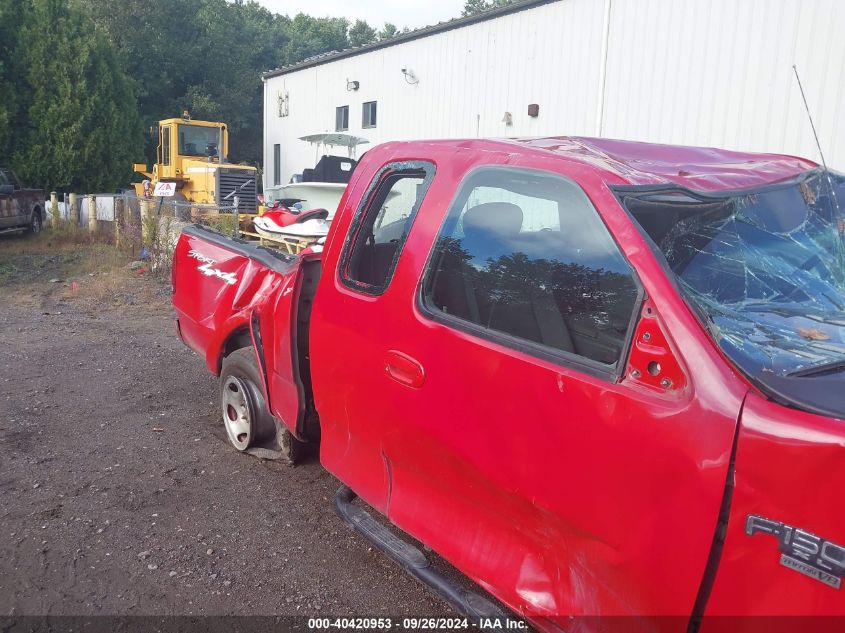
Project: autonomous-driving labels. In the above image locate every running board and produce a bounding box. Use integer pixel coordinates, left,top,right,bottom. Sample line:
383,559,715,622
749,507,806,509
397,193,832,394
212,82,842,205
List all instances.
334,486,510,623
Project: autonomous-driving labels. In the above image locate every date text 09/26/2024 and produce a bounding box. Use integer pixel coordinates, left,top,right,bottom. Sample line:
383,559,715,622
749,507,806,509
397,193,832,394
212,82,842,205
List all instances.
307,618,527,630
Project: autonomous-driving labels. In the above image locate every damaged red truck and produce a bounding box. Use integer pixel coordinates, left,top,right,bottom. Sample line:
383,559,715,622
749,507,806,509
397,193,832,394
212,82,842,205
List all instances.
172,137,845,630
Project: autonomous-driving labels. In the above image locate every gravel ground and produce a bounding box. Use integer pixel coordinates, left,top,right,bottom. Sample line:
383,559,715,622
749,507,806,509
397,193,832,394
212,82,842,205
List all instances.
0,235,456,620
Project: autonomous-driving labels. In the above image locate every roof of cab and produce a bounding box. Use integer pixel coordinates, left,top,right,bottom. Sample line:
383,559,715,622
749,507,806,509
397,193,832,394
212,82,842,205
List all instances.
398,136,819,192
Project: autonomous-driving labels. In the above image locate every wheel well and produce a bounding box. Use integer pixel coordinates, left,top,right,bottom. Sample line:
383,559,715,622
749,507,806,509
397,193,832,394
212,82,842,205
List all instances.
220,327,252,370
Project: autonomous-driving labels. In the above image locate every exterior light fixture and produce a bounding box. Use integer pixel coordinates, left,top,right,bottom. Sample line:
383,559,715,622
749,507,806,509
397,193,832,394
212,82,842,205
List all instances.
401,67,419,85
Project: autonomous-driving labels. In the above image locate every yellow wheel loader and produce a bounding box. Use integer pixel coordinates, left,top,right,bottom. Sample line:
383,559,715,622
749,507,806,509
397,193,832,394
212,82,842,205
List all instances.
133,112,258,213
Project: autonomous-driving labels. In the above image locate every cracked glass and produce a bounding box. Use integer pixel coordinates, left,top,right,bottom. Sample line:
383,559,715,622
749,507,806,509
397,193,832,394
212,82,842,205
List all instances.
623,169,845,414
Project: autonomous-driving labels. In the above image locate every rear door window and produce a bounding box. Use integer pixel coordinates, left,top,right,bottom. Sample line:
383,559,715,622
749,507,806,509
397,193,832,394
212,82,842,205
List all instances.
422,166,640,370
341,161,435,294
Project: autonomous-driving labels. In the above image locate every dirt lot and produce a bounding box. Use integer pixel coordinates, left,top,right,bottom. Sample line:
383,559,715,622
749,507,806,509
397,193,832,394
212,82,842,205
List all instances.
0,232,453,619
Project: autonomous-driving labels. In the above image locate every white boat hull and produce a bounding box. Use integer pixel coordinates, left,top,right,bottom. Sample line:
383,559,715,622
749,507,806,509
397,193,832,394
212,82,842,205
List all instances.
252,216,329,242
265,182,347,218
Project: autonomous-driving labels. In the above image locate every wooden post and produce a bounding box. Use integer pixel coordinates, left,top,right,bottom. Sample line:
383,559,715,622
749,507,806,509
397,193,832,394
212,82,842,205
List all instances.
68,193,78,226
88,194,97,233
114,196,123,247
140,197,155,246
50,191,58,227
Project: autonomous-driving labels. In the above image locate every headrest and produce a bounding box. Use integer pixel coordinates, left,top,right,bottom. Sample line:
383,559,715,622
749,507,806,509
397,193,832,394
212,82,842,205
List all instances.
462,202,523,239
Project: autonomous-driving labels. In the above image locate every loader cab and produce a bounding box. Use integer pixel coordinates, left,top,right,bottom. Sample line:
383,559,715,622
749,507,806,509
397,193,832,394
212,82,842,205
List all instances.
153,116,229,181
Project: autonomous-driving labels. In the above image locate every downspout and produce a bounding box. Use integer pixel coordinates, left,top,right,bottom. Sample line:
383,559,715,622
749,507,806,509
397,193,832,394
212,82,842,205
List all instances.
262,76,268,193
595,0,612,136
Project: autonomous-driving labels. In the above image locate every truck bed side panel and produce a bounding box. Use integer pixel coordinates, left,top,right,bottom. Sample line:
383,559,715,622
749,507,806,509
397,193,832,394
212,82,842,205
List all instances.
172,226,304,433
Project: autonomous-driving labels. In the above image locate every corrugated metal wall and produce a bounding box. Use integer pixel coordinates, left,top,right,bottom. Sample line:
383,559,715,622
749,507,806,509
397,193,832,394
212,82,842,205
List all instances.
264,0,845,187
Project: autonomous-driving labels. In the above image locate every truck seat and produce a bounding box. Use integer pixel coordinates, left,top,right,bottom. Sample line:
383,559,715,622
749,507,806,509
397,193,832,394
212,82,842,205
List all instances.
430,202,574,354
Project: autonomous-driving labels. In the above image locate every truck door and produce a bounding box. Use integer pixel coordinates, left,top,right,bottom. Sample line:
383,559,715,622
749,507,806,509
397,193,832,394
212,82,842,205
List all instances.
0,168,15,228
311,158,438,510
313,159,740,624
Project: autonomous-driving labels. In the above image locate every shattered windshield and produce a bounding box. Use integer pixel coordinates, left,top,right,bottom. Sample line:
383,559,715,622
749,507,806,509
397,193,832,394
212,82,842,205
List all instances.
623,169,845,387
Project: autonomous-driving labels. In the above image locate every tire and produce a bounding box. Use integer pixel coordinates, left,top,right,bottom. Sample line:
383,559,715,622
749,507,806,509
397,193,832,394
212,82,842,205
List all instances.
27,208,42,234
219,346,304,464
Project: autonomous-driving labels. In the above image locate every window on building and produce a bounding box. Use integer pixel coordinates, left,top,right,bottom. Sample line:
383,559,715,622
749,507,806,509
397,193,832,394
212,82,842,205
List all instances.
273,144,281,186
336,106,349,132
341,161,434,294
362,101,377,129
422,167,639,367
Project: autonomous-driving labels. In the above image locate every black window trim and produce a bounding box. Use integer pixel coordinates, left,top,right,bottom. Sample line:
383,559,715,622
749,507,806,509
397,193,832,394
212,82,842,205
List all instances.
273,143,281,186
362,101,377,129
415,164,645,383
336,105,349,132
338,159,436,297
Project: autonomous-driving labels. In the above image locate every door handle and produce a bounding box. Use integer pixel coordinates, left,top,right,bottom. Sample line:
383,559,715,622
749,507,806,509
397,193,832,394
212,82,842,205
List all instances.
384,350,425,389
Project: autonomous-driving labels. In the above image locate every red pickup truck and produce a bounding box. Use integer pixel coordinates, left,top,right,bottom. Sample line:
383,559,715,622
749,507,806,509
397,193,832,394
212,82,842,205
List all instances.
172,137,845,630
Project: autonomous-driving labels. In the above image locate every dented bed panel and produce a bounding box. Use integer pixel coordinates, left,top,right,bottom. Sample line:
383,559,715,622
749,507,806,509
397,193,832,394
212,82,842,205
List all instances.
172,226,300,388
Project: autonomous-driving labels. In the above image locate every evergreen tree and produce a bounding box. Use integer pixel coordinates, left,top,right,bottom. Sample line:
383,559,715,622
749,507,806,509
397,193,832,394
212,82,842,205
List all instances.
15,0,143,192
0,0,26,160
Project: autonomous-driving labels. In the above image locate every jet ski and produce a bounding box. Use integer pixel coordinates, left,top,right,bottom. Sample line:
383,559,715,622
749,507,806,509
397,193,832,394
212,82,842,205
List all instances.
252,206,330,243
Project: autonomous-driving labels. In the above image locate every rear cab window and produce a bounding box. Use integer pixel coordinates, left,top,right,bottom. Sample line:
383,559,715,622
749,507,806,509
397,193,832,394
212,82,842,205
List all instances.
421,166,641,376
341,161,435,295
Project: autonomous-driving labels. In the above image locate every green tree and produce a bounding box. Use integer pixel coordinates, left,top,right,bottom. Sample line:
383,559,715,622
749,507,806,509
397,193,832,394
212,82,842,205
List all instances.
283,13,350,64
0,0,27,161
462,0,513,17
378,22,400,40
15,0,143,192
349,19,377,48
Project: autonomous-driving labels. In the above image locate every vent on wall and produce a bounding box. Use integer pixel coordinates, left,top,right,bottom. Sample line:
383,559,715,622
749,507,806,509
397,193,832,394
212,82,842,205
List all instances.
277,90,289,117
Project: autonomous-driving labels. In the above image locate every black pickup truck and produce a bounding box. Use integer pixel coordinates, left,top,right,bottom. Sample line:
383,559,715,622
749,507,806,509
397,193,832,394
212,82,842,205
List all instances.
0,167,44,233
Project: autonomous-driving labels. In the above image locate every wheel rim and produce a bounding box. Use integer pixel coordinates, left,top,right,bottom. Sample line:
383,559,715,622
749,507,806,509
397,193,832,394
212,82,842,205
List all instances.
32,214,41,233
221,376,252,450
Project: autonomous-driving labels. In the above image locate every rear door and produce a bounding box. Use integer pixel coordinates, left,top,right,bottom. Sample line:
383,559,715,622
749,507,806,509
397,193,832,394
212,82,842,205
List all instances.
312,156,438,510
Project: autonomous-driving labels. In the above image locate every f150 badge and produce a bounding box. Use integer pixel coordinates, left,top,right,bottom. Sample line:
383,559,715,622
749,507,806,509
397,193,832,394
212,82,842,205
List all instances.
747,515,845,589
188,250,238,285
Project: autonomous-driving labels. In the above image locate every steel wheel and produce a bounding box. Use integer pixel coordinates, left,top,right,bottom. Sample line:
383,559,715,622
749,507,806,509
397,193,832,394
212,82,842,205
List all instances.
221,375,254,450
218,345,308,463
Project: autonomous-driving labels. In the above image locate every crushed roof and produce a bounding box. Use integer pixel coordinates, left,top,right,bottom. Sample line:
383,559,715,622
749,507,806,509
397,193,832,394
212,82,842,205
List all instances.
394,136,818,191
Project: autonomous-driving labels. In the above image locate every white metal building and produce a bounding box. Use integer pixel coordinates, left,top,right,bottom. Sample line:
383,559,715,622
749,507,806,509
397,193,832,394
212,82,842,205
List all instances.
262,0,845,189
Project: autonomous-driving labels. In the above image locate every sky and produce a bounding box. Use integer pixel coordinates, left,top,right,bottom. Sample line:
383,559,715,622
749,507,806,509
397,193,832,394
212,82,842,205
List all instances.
254,0,466,30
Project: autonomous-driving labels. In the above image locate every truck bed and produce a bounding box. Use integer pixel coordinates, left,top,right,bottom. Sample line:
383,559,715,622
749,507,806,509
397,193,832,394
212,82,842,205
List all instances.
172,224,320,440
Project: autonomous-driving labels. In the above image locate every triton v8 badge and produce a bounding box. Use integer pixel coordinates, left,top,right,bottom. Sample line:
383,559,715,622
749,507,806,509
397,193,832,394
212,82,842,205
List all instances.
746,515,845,589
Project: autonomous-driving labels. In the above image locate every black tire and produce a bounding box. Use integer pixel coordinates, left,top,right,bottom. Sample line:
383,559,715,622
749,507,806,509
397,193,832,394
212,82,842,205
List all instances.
27,208,42,234
219,346,304,464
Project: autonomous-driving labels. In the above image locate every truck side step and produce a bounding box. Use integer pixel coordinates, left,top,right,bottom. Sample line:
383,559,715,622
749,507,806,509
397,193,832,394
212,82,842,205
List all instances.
334,486,510,623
